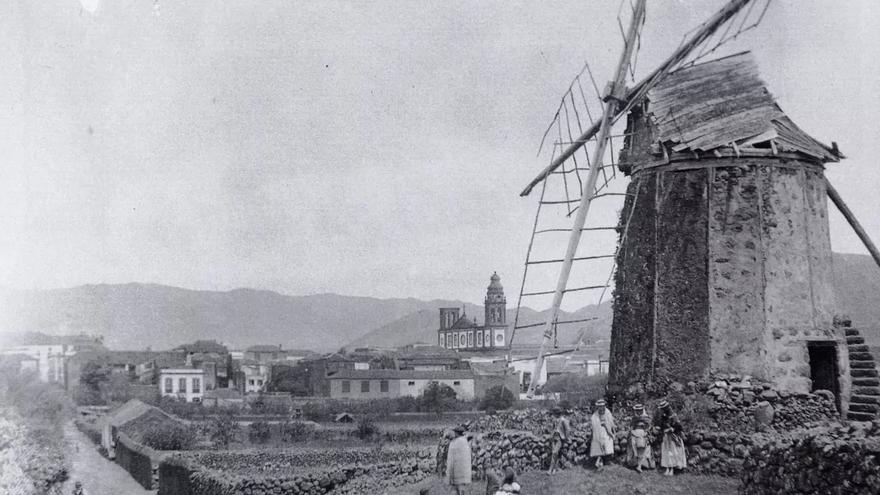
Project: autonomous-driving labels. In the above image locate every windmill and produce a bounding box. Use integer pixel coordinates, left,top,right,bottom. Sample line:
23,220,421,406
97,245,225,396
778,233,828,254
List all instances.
512,0,880,409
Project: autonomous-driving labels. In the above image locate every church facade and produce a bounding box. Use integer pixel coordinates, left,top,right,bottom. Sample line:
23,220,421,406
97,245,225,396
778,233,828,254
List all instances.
437,272,508,351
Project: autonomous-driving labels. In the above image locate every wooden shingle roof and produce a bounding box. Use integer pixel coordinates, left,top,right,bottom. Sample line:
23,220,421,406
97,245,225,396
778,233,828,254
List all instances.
647,52,838,162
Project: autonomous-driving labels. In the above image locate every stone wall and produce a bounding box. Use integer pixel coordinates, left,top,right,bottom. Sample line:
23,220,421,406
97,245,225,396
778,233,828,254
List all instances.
157,448,435,495
438,378,840,480
115,432,160,490
741,421,880,494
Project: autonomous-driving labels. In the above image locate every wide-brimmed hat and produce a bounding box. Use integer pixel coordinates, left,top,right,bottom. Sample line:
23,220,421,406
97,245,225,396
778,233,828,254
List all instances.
551,406,562,415
658,399,670,409
453,425,466,434
633,403,644,411
595,399,606,407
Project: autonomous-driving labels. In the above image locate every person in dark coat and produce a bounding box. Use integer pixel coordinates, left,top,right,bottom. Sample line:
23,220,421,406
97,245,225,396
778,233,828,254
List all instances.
654,399,686,476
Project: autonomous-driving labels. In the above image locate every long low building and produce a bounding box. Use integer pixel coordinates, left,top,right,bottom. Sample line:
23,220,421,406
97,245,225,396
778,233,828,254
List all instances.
326,369,476,400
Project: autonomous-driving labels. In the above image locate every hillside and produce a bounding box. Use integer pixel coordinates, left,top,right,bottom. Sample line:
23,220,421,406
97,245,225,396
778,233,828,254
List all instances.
832,252,880,342
0,283,470,352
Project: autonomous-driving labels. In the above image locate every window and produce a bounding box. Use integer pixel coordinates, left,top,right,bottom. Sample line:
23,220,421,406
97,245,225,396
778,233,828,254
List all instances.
467,332,473,347
452,334,457,348
408,381,416,386
249,379,255,386
192,378,201,393
179,378,187,392
477,331,483,347
361,380,370,393
257,380,263,386
342,380,351,393
439,334,445,347
460,332,467,348
496,333,504,343
453,381,461,386
164,377,172,394
380,380,389,392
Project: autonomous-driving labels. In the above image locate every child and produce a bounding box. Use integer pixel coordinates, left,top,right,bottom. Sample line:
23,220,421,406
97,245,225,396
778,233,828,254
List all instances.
494,467,521,495
630,417,650,472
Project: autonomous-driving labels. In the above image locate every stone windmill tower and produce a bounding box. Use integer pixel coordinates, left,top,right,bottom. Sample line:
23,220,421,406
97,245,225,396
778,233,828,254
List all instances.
608,52,843,396
511,0,880,419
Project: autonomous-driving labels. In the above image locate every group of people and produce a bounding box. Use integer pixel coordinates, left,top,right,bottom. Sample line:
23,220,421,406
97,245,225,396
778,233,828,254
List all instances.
442,398,687,493
624,399,686,476
558,398,686,476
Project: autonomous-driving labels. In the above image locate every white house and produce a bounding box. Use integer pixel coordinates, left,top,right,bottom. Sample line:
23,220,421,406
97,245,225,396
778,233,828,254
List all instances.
240,361,269,394
327,369,476,400
159,368,205,402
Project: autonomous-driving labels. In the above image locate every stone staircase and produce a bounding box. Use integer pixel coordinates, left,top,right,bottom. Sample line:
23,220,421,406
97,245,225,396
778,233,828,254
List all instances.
845,327,880,421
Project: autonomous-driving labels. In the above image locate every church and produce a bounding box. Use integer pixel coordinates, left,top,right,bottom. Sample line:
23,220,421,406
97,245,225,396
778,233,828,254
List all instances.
437,272,508,351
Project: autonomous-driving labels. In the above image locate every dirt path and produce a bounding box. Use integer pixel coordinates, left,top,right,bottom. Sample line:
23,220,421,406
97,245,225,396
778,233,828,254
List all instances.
62,423,156,495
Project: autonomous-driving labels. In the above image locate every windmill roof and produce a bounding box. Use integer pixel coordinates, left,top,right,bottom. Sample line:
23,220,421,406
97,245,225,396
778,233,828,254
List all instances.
647,51,839,162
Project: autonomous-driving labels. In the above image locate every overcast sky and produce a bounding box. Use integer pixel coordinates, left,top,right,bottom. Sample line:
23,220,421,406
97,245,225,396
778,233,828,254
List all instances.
1,0,878,306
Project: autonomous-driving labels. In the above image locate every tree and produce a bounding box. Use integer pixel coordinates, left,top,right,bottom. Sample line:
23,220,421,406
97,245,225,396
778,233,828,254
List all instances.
480,385,515,411
417,382,457,414
80,361,110,392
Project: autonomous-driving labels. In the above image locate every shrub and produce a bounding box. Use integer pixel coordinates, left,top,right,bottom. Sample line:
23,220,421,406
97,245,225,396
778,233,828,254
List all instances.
480,385,516,411
248,421,272,444
208,410,240,448
417,382,457,414
356,416,379,440
140,422,197,450
543,372,607,407
280,421,311,442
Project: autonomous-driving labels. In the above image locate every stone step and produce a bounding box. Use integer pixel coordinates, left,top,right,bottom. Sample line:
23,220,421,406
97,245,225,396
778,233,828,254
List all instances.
845,328,861,337
849,402,879,414
847,411,876,422
852,386,880,395
848,344,871,353
847,336,866,345
851,395,880,405
851,368,879,378
851,361,878,369
850,352,875,361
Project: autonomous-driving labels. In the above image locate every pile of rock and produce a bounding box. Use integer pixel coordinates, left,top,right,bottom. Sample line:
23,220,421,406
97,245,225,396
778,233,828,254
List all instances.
741,420,880,494
698,374,838,432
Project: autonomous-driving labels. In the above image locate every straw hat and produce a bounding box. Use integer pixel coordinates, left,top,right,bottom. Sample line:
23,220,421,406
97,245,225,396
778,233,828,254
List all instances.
658,399,670,409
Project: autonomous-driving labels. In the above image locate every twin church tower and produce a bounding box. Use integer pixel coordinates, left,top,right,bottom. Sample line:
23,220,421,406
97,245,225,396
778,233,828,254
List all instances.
437,272,508,351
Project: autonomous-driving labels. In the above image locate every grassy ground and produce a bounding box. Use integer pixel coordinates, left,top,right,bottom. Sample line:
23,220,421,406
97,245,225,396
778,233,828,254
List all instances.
385,465,739,495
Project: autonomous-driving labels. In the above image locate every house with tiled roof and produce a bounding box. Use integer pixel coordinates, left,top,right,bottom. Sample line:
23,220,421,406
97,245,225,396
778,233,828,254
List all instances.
327,369,475,400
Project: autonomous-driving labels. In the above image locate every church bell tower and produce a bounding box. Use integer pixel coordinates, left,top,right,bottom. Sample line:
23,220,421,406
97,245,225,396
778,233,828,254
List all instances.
484,272,507,348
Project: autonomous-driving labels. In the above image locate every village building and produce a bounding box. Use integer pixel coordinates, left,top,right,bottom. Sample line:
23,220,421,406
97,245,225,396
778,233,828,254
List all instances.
238,360,270,394
159,368,205,402
437,272,509,351
327,369,476,400
244,344,286,363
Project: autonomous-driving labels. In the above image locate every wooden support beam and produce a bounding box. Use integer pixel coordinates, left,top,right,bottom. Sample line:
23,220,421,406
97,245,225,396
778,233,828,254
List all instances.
826,178,880,269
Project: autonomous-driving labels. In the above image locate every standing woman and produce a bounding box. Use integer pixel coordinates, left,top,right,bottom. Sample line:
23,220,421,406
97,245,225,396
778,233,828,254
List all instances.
654,399,686,476
589,399,616,468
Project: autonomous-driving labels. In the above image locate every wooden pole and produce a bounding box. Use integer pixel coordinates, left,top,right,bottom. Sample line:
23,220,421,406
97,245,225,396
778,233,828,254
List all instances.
520,0,754,197
526,0,646,398
826,178,880,269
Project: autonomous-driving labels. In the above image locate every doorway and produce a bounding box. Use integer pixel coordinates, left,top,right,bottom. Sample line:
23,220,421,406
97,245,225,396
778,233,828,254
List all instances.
808,341,841,412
